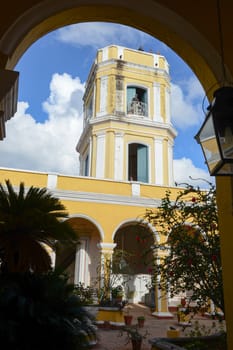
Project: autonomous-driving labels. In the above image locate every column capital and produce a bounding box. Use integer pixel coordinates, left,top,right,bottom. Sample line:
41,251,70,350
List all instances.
97,242,116,254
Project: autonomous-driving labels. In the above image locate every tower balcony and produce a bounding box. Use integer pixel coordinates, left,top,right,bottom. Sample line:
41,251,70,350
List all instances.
127,101,148,117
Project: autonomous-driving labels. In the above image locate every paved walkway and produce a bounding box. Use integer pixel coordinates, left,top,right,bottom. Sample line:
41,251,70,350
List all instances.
93,303,225,350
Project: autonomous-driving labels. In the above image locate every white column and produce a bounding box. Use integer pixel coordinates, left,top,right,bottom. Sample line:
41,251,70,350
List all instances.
154,137,164,185
153,82,163,122
96,133,106,178
114,132,124,180
98,76,108,117
168,140,174,186
74,238,89,286
97,243,117,289
89,137,92,176
102,47,108,61
152,253,173,318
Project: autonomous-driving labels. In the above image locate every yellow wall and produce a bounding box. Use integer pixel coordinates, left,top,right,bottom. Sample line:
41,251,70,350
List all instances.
0,167,181,244
0,168,48,188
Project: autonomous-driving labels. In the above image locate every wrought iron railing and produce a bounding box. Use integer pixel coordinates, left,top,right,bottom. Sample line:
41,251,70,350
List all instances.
127,101,147,116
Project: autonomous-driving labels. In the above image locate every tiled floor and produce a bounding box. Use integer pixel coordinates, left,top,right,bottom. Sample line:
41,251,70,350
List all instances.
93,303,224,350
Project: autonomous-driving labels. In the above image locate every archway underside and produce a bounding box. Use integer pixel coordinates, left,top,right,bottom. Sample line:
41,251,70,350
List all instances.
1,3,223,98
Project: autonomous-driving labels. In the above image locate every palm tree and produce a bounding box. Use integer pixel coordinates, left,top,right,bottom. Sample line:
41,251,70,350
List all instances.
0,271,97,350
0,179,78,273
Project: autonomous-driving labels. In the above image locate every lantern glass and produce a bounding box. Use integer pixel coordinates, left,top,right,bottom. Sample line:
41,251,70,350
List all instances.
196,113,221,174
195,87,233,175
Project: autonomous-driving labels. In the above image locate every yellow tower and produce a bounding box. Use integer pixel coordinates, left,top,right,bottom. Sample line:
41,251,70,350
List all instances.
77,45,177,186
0,46,180,319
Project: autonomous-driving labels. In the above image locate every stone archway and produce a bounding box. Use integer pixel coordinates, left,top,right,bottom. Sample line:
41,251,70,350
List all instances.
55,216,102,287
113,223,155,304
1,1,226,93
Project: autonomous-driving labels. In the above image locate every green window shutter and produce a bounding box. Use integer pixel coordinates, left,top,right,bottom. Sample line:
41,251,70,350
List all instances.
137,145,148,183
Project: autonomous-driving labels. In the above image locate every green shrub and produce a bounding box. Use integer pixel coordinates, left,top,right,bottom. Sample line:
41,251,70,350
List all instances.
0,271,97,350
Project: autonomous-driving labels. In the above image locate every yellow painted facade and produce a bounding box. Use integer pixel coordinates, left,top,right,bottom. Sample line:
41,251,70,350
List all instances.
0,46,179,317
78,45,176,187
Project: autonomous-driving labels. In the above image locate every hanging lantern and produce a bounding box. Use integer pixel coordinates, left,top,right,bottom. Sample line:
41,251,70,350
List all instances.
195,86,233,175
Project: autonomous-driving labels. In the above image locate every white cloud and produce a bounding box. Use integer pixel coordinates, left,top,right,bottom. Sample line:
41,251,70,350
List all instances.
173,158,215,188
0,73,85,175
0,73,213,186
171,77,205,130
56,22,151,50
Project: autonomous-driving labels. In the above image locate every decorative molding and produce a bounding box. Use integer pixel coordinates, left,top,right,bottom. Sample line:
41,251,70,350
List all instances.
131,183,140,196
154,138,164,185
152,311,174,319
47,174,58,189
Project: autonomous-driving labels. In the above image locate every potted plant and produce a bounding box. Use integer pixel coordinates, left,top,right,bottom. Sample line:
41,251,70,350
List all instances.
123,304,133,325
137,315,145,328
111,285,124,303
119,325,149,350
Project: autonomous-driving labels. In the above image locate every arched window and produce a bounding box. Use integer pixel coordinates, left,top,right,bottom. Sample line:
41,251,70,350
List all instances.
127,86,148,116
128,143,148,183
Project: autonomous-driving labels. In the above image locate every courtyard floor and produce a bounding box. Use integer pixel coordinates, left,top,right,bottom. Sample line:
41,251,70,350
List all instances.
93,303,226,350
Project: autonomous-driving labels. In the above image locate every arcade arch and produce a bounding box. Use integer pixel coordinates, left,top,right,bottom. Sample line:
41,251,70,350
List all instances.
56,216,102,286
112,221,155,304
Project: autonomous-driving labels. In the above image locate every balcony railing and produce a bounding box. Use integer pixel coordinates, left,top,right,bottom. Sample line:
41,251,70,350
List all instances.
127,101,147,116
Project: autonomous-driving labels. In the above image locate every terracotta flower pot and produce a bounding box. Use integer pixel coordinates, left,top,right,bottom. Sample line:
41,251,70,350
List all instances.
124,315,133,325
131,338,142,350
137,317,145,328
181,298,186,307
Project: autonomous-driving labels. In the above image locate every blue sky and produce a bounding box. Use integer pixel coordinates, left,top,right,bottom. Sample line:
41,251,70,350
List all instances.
0,22,214,187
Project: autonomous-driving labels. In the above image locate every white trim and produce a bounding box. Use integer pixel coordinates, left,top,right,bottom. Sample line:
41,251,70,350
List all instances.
112,218,159,242
132,183,140,196
99,76,108,115
165,87,171,123
89,114,177,137
89,137,92,176
153,54,159,67
96,133,106,178
102,47,108,61
117,46,124,59
114,132,124,180
52,188,162,208
47,173,57,189
154,137,164,185
97,242,117,253
168,140,174,186
153,82,163,122
69,213,104,241
74,238,89,285
152,311,174,318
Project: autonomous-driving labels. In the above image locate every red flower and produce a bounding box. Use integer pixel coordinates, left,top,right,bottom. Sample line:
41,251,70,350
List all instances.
191,197,196,202
136,236,140,242
187,258,193,266
212,255,217,262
